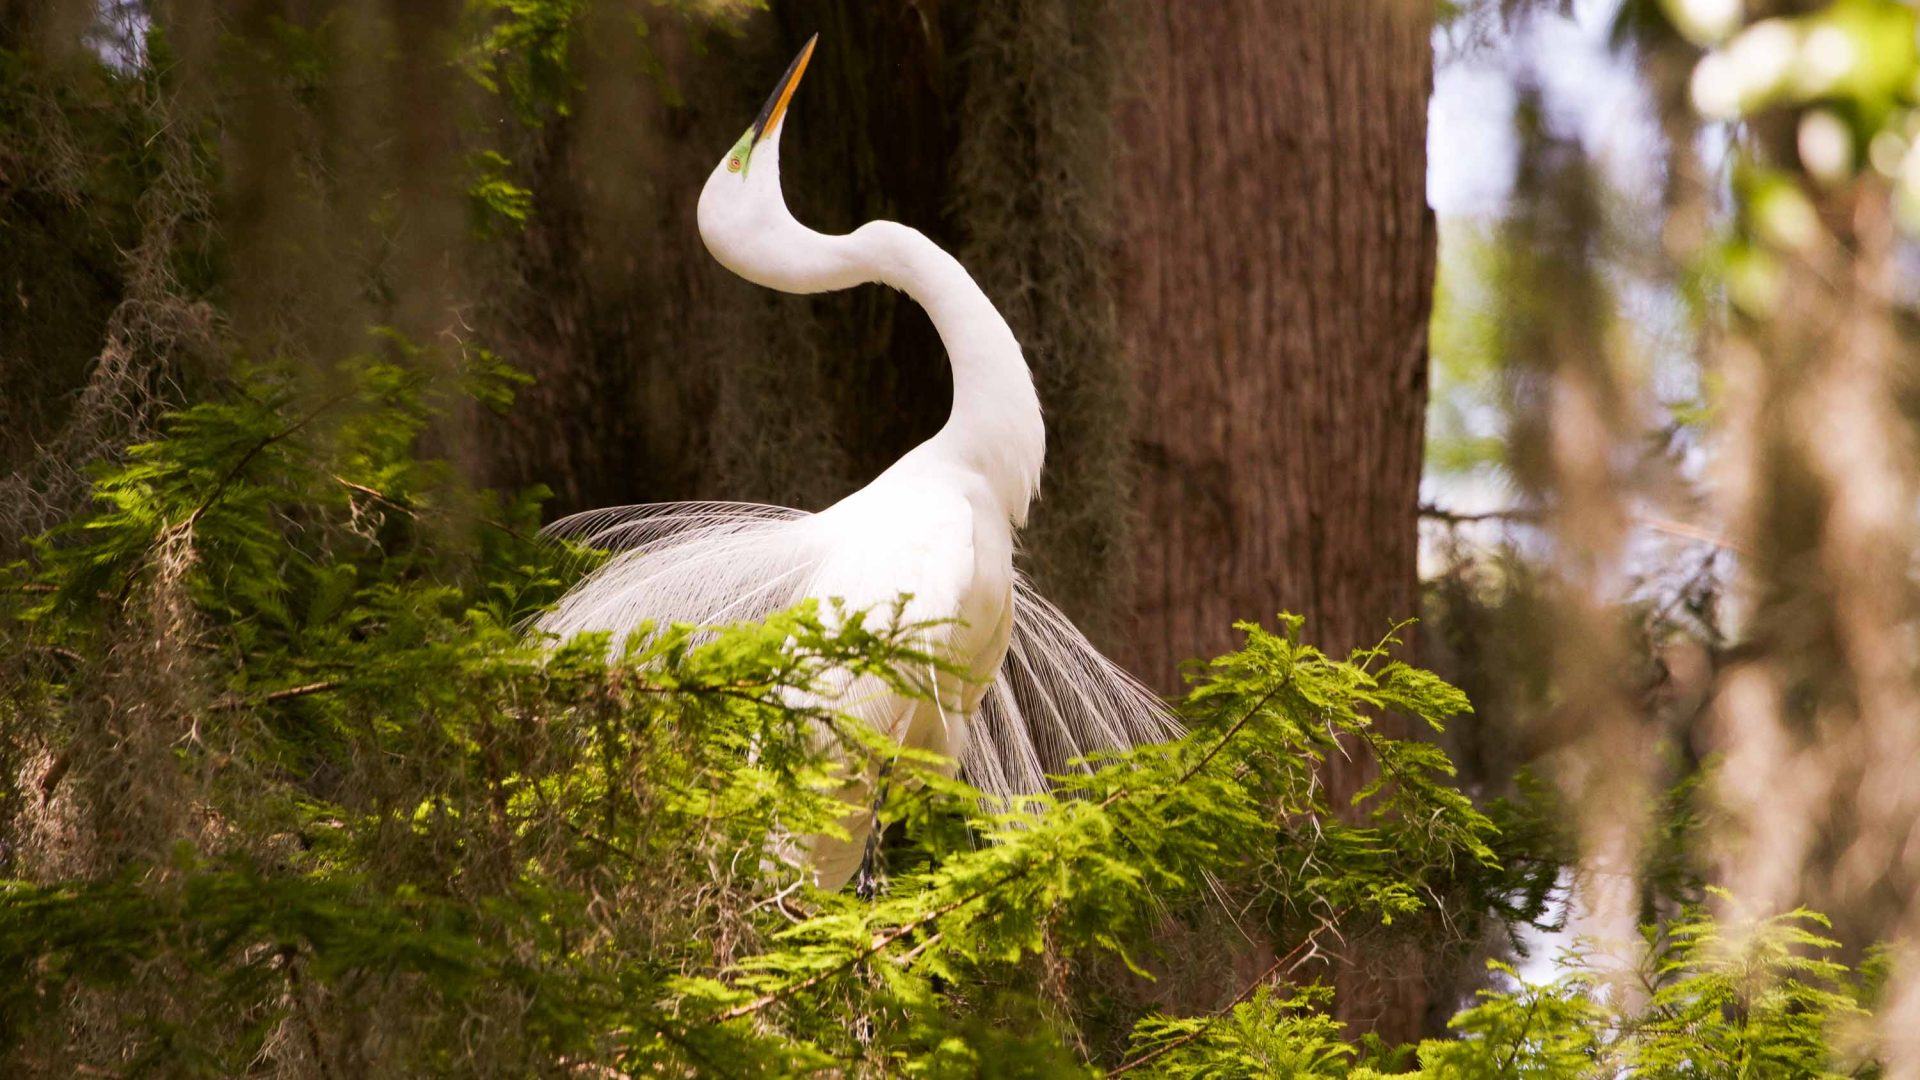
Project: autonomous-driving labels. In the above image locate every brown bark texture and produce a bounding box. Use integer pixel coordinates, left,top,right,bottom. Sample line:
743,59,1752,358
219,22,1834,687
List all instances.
1116,0,1435,720
1113,0,1438,1041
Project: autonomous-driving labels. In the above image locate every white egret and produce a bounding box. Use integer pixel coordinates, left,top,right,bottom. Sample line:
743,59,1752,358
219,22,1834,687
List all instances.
538,35,1177,891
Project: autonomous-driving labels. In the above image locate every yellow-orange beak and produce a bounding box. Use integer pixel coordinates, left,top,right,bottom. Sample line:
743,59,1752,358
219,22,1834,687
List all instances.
752,34,817,145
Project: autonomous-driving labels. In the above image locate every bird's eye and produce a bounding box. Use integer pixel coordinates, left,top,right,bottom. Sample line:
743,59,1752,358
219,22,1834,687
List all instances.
728,157,743,173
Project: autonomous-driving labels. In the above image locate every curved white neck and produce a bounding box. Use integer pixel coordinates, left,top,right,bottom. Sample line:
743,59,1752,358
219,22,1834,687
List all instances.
698,136,1045,525
847,221,1045,523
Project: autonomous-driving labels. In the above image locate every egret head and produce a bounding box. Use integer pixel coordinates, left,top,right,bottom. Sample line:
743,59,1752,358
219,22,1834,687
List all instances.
732,34,815,180
697,35,816,274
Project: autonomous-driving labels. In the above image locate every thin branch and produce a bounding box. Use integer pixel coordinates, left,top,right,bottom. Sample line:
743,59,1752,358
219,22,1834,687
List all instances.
742,880,806,918
558,818,641,867
1165,676,1292,793
332,474,414,516
1355,618,1418,673
1420,502,1747,555
331,474,532,541
1419,502,1543,526
174,394,351,536
211,680,345,712
263,680,342,703
707,876,1009,1022
100,396,354,613
891,929,944,969
1104,908,1348,1078
1494,993,1545,1076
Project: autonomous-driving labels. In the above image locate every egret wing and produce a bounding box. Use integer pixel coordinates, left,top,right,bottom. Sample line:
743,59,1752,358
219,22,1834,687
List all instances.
545,500,806,551
536,501,824,647
964,575,1184,800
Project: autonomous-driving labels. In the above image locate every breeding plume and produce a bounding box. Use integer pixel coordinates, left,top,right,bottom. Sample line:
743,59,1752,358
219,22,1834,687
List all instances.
540,36,1176,890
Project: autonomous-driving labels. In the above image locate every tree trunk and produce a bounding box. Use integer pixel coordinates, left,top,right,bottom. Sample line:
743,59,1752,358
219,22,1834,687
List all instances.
1113,0,1438,1041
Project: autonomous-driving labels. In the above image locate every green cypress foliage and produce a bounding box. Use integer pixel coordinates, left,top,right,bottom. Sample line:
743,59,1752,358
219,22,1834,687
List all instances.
0,357,1886,1075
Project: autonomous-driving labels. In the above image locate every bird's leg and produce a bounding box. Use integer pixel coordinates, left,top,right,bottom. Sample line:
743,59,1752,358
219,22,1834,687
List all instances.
853,758,896,901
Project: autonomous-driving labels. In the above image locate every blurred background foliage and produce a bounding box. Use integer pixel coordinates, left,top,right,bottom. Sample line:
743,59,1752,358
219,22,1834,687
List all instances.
8,0,1920,1073
1423,0,1920,1052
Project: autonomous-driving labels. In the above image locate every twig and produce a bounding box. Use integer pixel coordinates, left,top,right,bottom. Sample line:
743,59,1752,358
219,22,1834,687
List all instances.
707,876,1008,1022
211,680,345,712
742,880,806,918
174,394,350,536
1494,993,1545,1077
102,395,354,613
1165,677,1292,793
1418,503,1542,526
1104,908,1348,1077
1420,502,1747,555
263,680,342,703
331,473,531,541
891,929,943,969
332,474,414,516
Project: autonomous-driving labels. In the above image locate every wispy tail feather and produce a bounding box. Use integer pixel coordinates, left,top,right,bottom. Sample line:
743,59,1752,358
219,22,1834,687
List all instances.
967,574,1184,801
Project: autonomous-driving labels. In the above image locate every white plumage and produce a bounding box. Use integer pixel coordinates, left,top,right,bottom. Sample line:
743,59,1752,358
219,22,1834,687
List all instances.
538,36,1177,890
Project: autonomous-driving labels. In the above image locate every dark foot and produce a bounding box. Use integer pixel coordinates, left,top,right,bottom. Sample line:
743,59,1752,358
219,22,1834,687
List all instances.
854,825,885,900
854,762,894,901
